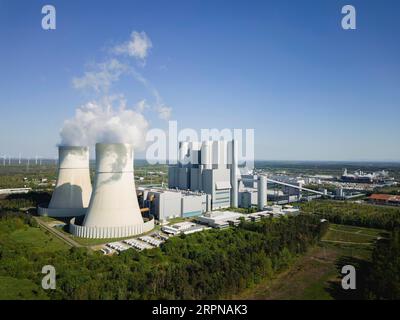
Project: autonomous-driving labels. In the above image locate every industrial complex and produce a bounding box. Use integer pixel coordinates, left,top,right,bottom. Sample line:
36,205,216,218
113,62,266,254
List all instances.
36,139,274,241
35,139,398,245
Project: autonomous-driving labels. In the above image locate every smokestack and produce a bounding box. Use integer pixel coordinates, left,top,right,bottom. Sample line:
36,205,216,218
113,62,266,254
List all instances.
70,143,153,239
258,175,267,210
44,146,92,217
229,140,238,207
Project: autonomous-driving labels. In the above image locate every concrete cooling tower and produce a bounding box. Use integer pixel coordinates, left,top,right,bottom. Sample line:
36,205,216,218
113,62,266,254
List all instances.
38,146,92,217
70,143,154,239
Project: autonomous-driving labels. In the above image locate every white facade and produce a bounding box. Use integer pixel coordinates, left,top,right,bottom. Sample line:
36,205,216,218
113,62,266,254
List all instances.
137,186,210,221
196,210,245,228
168,139,238,210
70,217,154,239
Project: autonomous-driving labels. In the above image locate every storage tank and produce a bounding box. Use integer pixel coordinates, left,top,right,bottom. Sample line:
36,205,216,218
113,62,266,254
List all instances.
69,143,154,239
258,175,267,210
41,146,92,217
228,140,238,207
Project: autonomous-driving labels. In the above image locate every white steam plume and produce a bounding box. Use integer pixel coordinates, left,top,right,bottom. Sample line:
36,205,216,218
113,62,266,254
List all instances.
72,59,127,93
60,97,149,150
61,30,169,148
113,31,152,63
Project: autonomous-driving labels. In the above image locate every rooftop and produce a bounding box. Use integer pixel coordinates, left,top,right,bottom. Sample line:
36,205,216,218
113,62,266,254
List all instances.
369,194,400,202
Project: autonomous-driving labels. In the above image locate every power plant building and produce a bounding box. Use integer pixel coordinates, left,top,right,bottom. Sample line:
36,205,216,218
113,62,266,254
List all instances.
168,140,236,210
137,186,210,221
237,174,268,210
239,189,258,208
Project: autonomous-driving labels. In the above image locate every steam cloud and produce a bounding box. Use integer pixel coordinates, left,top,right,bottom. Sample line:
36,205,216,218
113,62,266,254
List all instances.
60,31,170,149
60,97,149,150
113,31,152,63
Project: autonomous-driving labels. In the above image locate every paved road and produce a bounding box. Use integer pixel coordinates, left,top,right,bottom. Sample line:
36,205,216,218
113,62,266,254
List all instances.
34,216,82,248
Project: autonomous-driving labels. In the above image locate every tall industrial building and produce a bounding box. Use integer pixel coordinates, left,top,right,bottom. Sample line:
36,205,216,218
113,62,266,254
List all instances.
168,140,237,210
70,143,154,238
38,146,92,217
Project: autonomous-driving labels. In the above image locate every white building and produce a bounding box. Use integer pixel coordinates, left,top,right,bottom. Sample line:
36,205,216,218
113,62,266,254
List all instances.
168,140,239,210
137,186,210,221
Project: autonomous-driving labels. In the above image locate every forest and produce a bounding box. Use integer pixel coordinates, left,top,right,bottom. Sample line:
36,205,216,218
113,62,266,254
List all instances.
365,230,400,299
2,194,400,300
299,200,400,299
0,192,51,211
299,200,400,230
0,211,326,300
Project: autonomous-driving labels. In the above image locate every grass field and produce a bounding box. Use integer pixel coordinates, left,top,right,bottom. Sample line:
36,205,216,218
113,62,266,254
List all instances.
0,218,69,300
234,223,381,300
0,276,49,300
1,224,69,254
322,224,387,244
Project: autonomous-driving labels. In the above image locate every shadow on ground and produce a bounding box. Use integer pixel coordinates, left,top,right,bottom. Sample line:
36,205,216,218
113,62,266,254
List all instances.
325,255,370,300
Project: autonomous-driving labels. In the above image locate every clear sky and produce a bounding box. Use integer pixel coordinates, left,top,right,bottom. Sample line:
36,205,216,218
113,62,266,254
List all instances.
0,0,399,161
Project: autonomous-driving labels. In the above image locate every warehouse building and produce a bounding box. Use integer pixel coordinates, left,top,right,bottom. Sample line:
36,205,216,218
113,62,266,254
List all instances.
137,186,211,221
368,194,400,206
196,210,246,229
196,206,300,229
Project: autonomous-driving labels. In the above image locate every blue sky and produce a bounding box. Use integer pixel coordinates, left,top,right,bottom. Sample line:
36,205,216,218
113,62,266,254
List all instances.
0,0,399,161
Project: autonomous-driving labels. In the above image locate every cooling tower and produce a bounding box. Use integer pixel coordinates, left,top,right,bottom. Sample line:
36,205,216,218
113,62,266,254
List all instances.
39,146,92,217
70,143,154,238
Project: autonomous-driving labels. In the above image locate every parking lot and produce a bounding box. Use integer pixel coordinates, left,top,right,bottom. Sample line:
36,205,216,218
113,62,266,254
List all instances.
99,221,208,255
